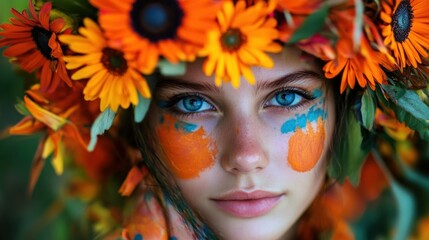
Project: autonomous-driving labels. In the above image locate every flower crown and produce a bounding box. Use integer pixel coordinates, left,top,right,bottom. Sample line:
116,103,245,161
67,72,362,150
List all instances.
1,0,429,238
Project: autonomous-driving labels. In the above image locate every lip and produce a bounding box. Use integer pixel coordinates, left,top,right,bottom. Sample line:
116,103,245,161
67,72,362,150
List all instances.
211,190,284,218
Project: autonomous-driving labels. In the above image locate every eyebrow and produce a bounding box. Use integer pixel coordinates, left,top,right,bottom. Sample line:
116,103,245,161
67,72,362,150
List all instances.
156,77,221,93
156,70,324,93
255,70,324,92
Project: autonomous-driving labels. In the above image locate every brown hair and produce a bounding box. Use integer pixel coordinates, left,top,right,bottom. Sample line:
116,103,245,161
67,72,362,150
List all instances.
134,109,217,239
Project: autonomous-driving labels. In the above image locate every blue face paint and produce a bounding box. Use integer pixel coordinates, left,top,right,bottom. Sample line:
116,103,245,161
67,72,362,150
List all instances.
313,89,323,98
174,120,199,133
281,105,327,134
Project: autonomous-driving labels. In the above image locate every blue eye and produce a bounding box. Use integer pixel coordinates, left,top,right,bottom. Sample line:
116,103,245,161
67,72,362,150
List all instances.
176,95,213,113
266,90,303,107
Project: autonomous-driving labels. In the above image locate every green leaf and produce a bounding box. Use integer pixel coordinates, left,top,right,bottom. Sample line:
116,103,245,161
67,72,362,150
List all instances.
37,0,97,26
88,109,116,152
158,60,186,76
391,182,414,240
14,99,30,116
360,89,376,130
328,109,369,185
288,4,330,44
382,84,406,99
134,94,151,123
382,85,429,140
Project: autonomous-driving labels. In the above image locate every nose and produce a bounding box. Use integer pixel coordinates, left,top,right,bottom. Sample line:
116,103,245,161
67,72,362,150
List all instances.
220,116,269,174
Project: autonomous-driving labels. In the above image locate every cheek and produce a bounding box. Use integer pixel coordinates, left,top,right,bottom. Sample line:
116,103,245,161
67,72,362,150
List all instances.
287,117,326,172
156,115,217,179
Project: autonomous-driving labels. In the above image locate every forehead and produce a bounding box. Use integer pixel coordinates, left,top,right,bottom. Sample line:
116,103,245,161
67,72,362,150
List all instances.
180,46,323,85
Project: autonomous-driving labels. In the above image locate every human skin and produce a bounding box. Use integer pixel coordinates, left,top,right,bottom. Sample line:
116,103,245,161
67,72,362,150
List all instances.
147,47,336,240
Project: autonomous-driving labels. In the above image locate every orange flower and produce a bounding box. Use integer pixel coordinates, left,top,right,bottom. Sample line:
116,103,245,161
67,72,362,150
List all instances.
89,0,218,74
298,155,388,239
59,18,151,112
380,0,429,69
65,136,130,182
119,166,146,197
199,0,282,88
414,216,429,240
357,154,388,201
296,34,335,60
323,37,391,93
277,0,322,15
0,0,72,92
9,83,96,191
375,108,414,141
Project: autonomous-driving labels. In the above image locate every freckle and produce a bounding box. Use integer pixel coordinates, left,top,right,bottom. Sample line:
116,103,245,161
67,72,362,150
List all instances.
287,117,325,172
157,115,216,179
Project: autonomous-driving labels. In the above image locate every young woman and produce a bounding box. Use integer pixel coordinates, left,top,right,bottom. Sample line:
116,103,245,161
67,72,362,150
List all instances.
1,0,428,239
135,47,336,239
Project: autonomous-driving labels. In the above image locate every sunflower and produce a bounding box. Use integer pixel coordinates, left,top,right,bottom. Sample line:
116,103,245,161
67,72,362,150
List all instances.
199,0,282,88
89,0,218,74
0,0,71,92
380,0,429,69
59,18,151,112
323,37,391,93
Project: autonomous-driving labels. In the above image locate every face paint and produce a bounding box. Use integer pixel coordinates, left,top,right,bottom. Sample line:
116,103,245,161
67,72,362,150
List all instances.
156,114,217,179
287,117,325,172
281,105,326,134
280,102,327,172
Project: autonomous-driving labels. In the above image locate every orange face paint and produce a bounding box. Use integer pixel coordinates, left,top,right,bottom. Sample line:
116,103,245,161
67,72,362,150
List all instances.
156,115,217,179
287,117,325,172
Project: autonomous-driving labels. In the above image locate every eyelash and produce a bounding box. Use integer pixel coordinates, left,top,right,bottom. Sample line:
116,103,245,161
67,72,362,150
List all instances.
160,92,216,117
160,88,317,117
263,87,316,111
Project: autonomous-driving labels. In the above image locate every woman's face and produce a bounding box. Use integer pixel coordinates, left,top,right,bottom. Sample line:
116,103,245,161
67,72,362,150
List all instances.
148,47,335,240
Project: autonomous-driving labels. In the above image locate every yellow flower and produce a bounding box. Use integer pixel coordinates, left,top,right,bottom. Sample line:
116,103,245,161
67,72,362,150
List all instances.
199,0,282,88
59,18,151,112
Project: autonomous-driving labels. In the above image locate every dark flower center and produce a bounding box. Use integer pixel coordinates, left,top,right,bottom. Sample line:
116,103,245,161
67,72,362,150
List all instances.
101,48,128,76
130,0,184,43
392,0,413,42
220,28,246,52
31,27,54,60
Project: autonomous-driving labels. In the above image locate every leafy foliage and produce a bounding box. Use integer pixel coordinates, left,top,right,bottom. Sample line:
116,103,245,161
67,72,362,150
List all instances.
382,85,429,140
289,4,330,43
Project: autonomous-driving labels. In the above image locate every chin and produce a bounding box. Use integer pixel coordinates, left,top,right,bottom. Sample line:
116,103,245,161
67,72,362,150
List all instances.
205,213,294,240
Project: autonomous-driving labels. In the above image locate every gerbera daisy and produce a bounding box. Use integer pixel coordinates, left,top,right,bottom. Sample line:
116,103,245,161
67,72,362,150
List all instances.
89,0,218,74
199,0,282,88
380,0,429,69
59,18,151,112
0,0,72,92
323,37,391,93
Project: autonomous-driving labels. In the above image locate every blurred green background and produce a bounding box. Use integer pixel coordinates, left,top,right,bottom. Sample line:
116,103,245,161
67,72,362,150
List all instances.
0,1,78,239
